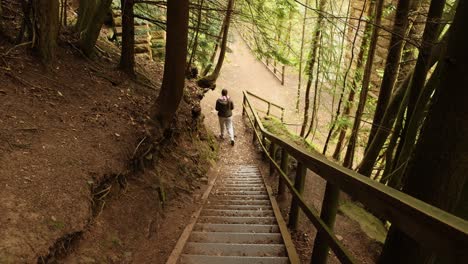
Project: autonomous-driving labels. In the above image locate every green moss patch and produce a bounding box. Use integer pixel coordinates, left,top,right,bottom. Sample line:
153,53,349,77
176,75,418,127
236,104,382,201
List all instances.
339,202,387,243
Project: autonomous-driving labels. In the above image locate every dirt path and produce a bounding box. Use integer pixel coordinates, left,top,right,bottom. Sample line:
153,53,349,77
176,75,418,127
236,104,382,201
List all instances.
200,32,382,263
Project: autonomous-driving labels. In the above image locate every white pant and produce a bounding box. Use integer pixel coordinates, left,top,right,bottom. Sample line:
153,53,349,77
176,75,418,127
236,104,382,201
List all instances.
219,116,234,141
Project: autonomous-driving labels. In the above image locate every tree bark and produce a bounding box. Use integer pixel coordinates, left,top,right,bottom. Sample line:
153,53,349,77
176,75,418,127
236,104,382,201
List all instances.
296,0,309,112
77,0,113,56
366,0,411,148
379,2,468,263
149,0,189,132
32,0,59,63
119,0,135,77
300,0,327,137
342,0,384,169
358,0,447,177
186,0,205,76
201,15,226,77
197,0,234,88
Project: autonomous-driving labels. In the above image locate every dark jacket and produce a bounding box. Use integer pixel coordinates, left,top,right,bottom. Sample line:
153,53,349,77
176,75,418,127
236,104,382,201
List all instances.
215,96,234,117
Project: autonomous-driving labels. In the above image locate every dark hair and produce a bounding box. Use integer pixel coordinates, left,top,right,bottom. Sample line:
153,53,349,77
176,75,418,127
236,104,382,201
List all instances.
221,89,228,96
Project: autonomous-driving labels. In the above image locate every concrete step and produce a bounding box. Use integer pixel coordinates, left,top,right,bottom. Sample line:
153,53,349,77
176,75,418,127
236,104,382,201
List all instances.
201,209,274,217
180,255,289,264
214,190,268,196
221,181,264,185
205,205,272,211
184,242,287,257
189,231,283,244
210,195,269,200
198,216,277,225
194,223,280,233
206,199,271,206
216,187,266,191
221,184,265,188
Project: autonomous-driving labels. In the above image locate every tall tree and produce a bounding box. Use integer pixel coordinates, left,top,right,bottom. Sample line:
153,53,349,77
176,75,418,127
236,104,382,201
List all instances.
358,0,446,177
299,0,327,137
32,0,59,62
296,0,309,112
119,0,135,76
379,1,468,263
332,0,375,160
76,0,112,56
149,0,189,133
366,0,411,148
197,0,234,88
342,0,384,169
186,0,205,76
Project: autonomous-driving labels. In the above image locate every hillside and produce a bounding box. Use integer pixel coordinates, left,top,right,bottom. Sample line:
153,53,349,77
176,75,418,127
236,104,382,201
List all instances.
0,25,217,263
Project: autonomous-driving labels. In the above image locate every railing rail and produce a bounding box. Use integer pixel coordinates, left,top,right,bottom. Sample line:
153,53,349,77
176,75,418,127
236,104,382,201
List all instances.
243,90,285,122
242,90,468,264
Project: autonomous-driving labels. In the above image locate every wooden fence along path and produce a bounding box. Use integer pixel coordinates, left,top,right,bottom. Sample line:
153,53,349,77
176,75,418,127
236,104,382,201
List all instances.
237,28,286,85
241,90,468,264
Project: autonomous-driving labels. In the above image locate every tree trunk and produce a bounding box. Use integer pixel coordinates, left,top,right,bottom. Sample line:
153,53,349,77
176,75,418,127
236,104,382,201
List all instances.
149,0,189,132
197,0,234,88
300,0,327,137
186,0,205,76
77,0,113,56
322,0,371,155
32,0,59,63
379,2,468,263
342,0,384,169
366,0,411,148
332,0,375,160
201,16,226,77
119,0,135,77
358,0,447,177
296,0,309,112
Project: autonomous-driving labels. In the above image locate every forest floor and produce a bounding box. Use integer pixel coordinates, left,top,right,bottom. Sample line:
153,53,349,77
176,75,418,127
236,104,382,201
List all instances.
200,30,384,263
0,19,217,263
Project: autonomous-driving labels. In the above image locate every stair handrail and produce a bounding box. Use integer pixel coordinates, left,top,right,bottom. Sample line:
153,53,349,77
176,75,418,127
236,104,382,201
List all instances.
242,90,468,264
244,90,285,122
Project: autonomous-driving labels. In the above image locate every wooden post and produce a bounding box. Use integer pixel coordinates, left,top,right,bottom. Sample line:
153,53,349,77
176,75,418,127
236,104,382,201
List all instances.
281,65,285,85
269,143,276,176
267,102,271,116
262,136,267,160
266,57,269,66
278,149,288,197
242,94,246,116
274,60,277,74
281,109,285,122
252,120,257,143
288,162,306,230
310,182,340,264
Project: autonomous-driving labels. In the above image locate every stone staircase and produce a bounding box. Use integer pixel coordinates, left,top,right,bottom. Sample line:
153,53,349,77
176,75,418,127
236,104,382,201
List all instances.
173,165,298,264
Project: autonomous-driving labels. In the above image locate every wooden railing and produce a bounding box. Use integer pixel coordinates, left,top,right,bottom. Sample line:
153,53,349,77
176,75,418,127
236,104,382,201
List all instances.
238,29,286,85
242,91,468,264
243,91,285,122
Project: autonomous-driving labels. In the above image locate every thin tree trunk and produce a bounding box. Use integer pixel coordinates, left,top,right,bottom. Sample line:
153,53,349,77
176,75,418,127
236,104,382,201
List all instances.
379,2,468,263
32,0,59,63
367,0,411,148
300,0,327,137
197,0,234,88
358,0,447,177
149,0,189,133
201,15,226,77
305,34,323,139
332,0,375,160
78,0,113,56
342,0,384,169
296,0,309,112
186,0,205,75
119,0,135,77
323,0,370,155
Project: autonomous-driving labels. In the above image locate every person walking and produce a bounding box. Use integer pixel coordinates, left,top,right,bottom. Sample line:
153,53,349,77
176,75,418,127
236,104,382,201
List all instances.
215,89,235,146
